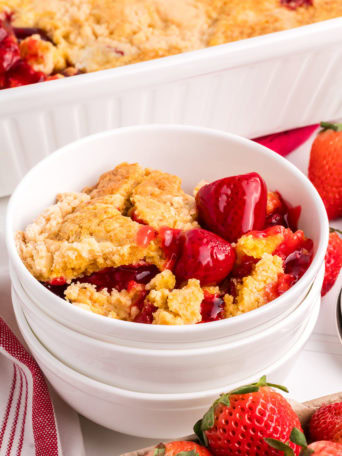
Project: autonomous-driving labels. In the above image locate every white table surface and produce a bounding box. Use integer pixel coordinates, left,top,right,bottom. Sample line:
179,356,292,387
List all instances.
0,135,341,455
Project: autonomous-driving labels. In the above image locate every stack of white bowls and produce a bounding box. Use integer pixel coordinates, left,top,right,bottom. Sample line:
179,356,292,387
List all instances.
6,126,329,438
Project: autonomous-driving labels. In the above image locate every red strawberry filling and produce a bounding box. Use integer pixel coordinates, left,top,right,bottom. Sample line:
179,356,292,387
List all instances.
280,0,313,10
0,16,47,89
200,291,225,323
133,301,157,324
196,172,267,243
75,263,159,292
266,191,301,231
173,228,235,286
42,170,314,324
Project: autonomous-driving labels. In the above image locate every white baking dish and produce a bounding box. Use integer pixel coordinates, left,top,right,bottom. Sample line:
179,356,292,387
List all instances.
1,17,342,196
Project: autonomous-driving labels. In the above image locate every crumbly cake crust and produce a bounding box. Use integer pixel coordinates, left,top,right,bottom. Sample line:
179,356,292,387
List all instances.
1,0,341,75
16,163,196,282
129,170,198,230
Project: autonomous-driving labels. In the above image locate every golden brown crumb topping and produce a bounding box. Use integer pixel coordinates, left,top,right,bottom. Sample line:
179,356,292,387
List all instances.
16,163,197,282
130,170,198,230
1,0,341,75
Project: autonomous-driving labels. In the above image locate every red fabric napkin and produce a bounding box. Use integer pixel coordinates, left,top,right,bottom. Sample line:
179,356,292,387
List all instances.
0,317,62,455
253,124,319,156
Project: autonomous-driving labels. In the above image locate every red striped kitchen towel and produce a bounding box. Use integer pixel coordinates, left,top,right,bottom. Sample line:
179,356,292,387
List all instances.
0,317,84,456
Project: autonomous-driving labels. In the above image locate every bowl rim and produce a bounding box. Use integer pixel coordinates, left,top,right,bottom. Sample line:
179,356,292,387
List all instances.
13,286,321,402
12,262,324,358
12,262,324,357
6,124,329,336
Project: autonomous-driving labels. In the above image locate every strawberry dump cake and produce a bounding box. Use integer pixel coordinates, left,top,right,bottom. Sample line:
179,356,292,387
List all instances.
16,163,314,325
0,0,341,89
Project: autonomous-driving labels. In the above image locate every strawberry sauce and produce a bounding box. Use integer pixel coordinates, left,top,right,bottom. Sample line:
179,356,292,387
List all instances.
0,16,47,89
43,263,159,295
266,191,301,231
200,292,225,323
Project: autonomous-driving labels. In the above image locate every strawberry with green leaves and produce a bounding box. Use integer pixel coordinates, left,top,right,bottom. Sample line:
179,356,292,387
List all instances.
194,376,302,456
145,441,212,456
308,122,342,220
267,427,342,455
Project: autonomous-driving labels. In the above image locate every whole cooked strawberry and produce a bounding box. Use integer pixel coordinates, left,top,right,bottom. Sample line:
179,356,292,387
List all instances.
309,402,342,443
321,229,342,296
308,122,342,220
196,172,267,243
194,376,302,456
145,441,212,456
173,228,235,286
267,428,342,455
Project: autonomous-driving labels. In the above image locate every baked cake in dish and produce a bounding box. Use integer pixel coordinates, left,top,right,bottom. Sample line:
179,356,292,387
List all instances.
16,162,314,325
0,0,341,89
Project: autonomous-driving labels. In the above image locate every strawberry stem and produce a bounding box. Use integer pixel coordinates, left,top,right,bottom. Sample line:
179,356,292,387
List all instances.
330,227,342,235
320,121,342,132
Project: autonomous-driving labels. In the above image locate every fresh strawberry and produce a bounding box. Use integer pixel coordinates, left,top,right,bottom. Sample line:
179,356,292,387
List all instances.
196,172,267,243
254,124,318,157
145,441,212,456
321,229,342,296
309,402,342,443
194,376,302,456
306,441,342,455
173,228,235,286
268,428,342,455
308,122,342,220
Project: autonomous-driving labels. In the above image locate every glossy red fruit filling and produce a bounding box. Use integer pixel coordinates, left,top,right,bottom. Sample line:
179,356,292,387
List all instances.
0,17,47,89
133,301,157,324
5,60,46,88
173,228,236,286
196,172,267,243
77,263,159,292
274,229,313,262
231,255,259,279
250,225,313,283
264,273,295,301
0,24,20,73
43,263,159,297
280,0,313,10
266,191,301,231
200,292,225,323
284,243,313,282
159,227,183,270
136,225,156,247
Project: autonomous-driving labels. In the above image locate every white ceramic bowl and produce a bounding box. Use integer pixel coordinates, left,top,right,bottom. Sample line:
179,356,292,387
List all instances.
13,289,321,438
12,264,324,394
7,126,329,345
